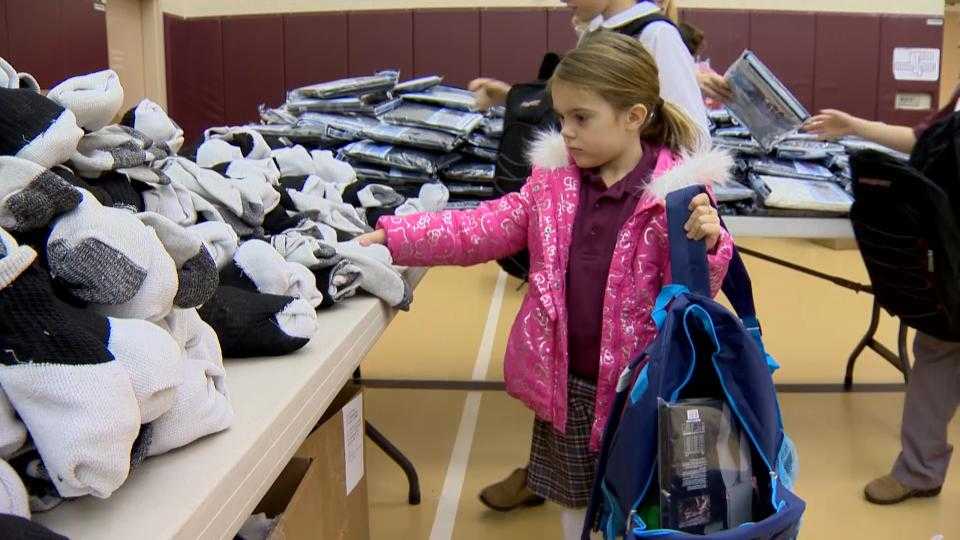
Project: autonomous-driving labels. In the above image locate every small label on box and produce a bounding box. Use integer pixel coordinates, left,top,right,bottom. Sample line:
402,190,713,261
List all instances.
893,48,941,81
895,93,933,111
342,394,364,496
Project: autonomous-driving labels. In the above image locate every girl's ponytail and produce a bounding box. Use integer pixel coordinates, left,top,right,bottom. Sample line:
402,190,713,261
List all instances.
641,99,703,155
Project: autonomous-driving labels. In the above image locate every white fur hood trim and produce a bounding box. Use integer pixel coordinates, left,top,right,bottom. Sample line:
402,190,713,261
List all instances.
525,129,734,201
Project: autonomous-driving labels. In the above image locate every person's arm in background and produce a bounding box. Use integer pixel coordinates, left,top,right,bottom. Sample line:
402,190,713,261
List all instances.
803,109,917,154
638,23,711,143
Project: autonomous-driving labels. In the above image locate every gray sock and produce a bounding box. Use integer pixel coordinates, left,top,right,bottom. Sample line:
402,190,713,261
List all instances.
173,249,217,308
47,238,147,304
335,240,411,310
2,169,81,231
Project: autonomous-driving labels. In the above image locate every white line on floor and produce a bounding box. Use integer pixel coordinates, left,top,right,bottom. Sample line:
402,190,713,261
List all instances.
429,269,509,540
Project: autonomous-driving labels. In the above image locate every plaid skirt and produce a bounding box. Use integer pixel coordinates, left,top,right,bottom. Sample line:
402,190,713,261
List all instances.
527,375,599,508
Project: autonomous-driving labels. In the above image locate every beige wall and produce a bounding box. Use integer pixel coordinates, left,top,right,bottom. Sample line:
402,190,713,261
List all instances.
161,0,945,17
944,4,960,102
107,0,166,109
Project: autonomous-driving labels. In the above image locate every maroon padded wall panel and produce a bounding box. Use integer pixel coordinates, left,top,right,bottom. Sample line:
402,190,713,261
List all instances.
547,8,578,55
749,10,816,111
480,9,548,85
679,9,749,74
877,15,945,126
283,12,348,91
0,0,9,60
6,0,64,88
413,10,480,88
814,13,881,120
165,15,225,145
222,15,285,125
348,11,413,77
61,0,109,78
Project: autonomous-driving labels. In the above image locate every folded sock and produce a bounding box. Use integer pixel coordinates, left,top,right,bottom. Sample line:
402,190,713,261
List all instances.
8,451,64,513
70,125,157,179
285,190,371,238
220,239,322,306
201,127,272,163
0,513,66,539
0,388,26,460
46,70,124,132
0,157,82,232
0,460,29,519
148,308,232,457
0,88,84,168
0,237,141,498
198,286,317,358
313,259,363,308
46,191,178,320
311,149,356,184
160,157,270,227
120,99,184,154
196,139,242,168
211,158,281,187
271,146,317,177
270,230,341,269
187,221,238,270
336,240,412,310
395,182,449,216
0,58,39,92
137,212,219,308
109,317,183,424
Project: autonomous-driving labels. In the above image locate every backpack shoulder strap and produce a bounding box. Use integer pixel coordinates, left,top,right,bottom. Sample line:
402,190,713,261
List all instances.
612,12,677,39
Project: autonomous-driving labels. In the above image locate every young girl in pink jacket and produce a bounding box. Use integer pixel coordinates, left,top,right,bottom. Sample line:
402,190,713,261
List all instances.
357,31,735,539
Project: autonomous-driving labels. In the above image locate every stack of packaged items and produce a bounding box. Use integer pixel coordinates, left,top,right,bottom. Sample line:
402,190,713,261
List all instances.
251,72,504,210
0,60,429,537
708,51,909,218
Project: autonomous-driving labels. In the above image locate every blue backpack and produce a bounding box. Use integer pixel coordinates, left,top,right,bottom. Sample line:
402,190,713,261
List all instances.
583,186,805,539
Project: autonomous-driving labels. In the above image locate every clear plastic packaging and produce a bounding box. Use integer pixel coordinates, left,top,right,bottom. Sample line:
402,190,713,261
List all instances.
712,137,766,157
292,71,399,99
351,163,437,184
774,139,846,161
393,76,444,95
380,103,485,136
467,131,501,150
400,85,477,111
749,157,836,182
442,162,496,183
750,173,853,213
295,113,380,143
287,97,402,116
445,182,496,198
258,104,298,125
482,116,505,137
724,51,810,151
361,123,463,152
460,145,498,163
658,398,754,535
339,140,460,175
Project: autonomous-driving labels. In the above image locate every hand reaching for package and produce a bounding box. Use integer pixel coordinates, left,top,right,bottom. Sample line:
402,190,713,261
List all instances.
356,229,387,247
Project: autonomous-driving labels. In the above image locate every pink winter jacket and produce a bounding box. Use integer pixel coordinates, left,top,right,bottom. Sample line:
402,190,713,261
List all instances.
378,131,735,450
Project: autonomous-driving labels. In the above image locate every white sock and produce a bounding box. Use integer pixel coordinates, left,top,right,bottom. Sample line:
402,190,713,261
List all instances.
203,127,272,160
272,146,317,177
196,139,243,168
270,230,341,270
109,317,183,424
230,239,295,295
0,388,26,460
286,190,371,237
70,125,156,179
137,212,218,308
48,190,178,321
396,182,449,216
311,150,356,184
141,179,198,226
335,240,410,309
286,261,324,308
0,459,29,519
123,99,184,154
47,70,124,132
148,309,233,457
187,221,239,270
221,158,281,187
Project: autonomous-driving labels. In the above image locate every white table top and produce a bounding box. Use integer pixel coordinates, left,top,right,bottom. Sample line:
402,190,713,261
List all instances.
36,268,427,540
723,216,854,240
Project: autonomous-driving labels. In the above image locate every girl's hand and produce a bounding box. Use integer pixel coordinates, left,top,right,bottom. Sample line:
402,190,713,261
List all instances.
356,229,387,247
802,109,859,140
685,193,722,251
468,78,511,111
697,71,733,102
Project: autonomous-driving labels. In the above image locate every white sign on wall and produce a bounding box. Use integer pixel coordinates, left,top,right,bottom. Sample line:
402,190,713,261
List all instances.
893,48,941,82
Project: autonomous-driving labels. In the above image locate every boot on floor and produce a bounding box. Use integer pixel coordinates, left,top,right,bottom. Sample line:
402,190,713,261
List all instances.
479,467,546,512
864,474,942,505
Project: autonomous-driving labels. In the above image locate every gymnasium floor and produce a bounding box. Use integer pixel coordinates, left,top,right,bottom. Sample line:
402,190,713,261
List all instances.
359,238,960,539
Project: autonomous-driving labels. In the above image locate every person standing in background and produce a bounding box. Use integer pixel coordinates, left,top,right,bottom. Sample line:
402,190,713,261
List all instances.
804,87,960,505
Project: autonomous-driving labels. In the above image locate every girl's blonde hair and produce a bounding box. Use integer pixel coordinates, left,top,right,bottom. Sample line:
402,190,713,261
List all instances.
549,30,702,154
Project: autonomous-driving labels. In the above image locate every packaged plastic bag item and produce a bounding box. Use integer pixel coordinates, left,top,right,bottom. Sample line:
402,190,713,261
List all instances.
258,105,297,125
839,137,911,162
339,140,460,175
751,174,853,213
461,145,498,163
400,85,477,111
467,131,501,150
712,137,766,157
287,97,402,117
380,103,485,136
749,157,836,182
361,123,463,152
659,398,754,535
393,76,444,95
295,113,380,143
351,163,436,184
489,106,506,118
482,116,504,137
724,51,810,151
446,200,482,210
446,182,495,198
442,162,496,183
707,108,737,127
711,177,757,203
713,126,752,139
774,139,846,161
293,71,399,99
